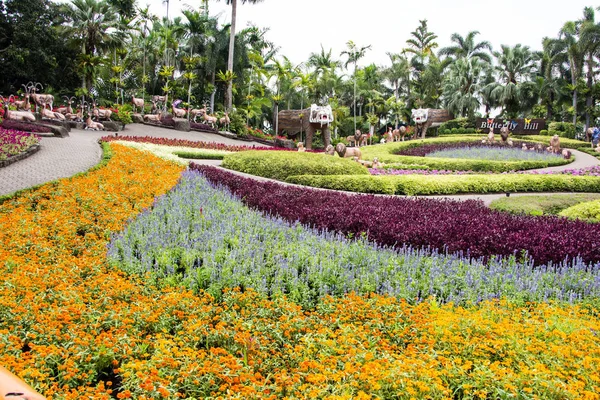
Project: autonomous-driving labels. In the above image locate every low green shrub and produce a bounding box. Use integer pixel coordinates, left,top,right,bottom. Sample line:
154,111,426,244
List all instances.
228,110,248,136
547,122,576,139
518,135,589,149
222,151,369,180
540,130,549,136
286,174,600,196
173,151,226,160
490,194,600,216
576,147,600,159
559,199,600,222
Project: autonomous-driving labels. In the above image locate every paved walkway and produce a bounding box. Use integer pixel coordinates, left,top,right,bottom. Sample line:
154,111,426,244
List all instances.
2,125,599,206
0,123,266,196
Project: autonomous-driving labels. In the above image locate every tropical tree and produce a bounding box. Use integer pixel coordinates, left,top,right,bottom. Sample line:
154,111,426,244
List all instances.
307,45,340,103
218,0,264,111
403,20,438,108
578,6,600,131
443,57,484,118
341,40,371,132
438,31,492,62
62,0,119,90
557,20,583,125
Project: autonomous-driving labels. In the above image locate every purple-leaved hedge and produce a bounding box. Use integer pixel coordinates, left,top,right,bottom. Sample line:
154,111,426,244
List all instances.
192,164,600,266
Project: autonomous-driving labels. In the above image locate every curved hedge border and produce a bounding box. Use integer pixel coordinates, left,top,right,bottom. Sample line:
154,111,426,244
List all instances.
361,136,575,172
285,173,600,196
560,199,600,222
222,150,369,180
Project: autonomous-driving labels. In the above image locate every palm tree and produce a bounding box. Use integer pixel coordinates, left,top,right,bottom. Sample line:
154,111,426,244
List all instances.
307,46,340,103
491,44,538,118
62,0,119,90
443,57,483,118
341,40,371,132
438,31,492,62
558,20,583,126
578,6,600,131
217,0,265,111
403,20,438,108
384,52,410,102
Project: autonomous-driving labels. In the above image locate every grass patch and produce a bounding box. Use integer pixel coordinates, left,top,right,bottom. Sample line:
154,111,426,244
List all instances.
490,193,600,216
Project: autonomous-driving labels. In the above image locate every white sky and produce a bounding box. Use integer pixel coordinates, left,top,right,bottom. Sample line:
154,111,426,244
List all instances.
143,0,596,68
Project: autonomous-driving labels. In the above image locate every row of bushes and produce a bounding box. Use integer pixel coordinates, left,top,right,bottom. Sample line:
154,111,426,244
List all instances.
221,151,369,180
285,173,600,196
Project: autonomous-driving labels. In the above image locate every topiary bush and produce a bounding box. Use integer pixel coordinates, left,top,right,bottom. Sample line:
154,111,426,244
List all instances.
559,199,600,223
222,151,369,180
548,122,576,139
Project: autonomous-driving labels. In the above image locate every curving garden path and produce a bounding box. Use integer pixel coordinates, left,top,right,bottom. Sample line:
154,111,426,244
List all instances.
1,126,599,207
0,123,264,196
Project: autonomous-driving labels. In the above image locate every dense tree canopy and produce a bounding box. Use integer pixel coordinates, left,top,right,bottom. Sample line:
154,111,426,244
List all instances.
0,0,598,136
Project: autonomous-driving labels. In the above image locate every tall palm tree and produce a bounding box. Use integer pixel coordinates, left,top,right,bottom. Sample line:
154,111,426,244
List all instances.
491,44,538,118
341,40,371,132
384,52,410,102
443,57,483,118
439,31,492,62
307,46,340,103
403,20,438,108
578,6,600,131
218,0,265,111
558,20,583,126
62,0,119,90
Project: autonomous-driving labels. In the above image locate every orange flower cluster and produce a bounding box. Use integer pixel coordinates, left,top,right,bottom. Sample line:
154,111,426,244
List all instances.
0,144,599,399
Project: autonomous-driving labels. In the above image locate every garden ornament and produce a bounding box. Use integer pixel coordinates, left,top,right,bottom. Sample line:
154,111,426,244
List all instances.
297,142,306,152
132,95,145,114
0,97,35,122
335,143,362,160
411,108,452,138
325,144,335,155
308,104,333,126
28,82,54,112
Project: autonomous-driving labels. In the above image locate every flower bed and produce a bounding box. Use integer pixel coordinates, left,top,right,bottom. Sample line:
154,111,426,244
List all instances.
0,128,40,161
195,165,600,265
109,170,600,307
1,119,52,134
428,146,563,162
101,135,277,152
0,144,598,398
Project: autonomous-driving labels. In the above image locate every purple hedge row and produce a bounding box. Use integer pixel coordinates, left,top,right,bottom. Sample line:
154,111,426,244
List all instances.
191,164,600,266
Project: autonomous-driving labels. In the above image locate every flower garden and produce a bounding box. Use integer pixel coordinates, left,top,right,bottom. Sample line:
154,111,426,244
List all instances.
1,133,600,399
0,128,40,161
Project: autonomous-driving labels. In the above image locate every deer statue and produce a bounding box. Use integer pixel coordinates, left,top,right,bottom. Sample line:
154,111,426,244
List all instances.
143,113,161,123
9,94,30,111
56,96,76,115
219,112,230,129
92,101,112,121
152,95,166,104
29,82,54,112
203,112,218,127
150,100,159,115
171,103,186,118
0,97,36,122
132,95,144,114
189,107,206,122
41,104,66,120
84,104,104,130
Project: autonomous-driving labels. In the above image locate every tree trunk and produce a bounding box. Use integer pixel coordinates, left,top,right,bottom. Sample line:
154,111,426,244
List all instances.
210,71,216,114
226,0,237,112
570,55,577,127
585,55,593,133
274,102,279,135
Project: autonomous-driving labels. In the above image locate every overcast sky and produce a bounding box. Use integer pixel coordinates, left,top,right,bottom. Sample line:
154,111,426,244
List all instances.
142,0,596,68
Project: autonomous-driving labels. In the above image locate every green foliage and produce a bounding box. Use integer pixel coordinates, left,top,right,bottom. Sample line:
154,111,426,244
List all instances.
360,137,572,172
228,110,248,136
547,122,576,139
518,135,590,149
559,199,600,222
173,151,225,160
490,194,600,216
222,151,369,180
286,174,600,196
112,105,133,125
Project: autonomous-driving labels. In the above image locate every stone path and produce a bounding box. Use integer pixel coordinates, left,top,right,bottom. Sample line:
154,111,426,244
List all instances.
0,124,265,196
2,125,599,206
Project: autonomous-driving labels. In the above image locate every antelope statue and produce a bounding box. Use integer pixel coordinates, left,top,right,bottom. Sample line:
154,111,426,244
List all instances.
0,97,36,122
41,104,66,121
219,112,230,129
92,101,112,121
189,107,206,122
132,95,144,114
56,96,76,115
203,112,217,127
9,93,31,111
143,113,161,123
28,82,54,112
171,103,186,118
85,104,104,130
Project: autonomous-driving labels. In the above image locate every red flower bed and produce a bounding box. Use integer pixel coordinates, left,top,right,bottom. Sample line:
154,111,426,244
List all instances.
191,164,600,266
101,135,314,152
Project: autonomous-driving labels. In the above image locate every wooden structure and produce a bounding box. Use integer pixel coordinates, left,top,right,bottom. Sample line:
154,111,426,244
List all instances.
277,108,332,150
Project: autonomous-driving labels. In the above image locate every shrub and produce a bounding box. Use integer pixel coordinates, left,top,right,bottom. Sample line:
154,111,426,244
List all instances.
490,194,600,216
222,151,369,180
540,129,549,135
111,105,133,125
285,173,600,196
172,150,226,160
548,122,576,139
195,165,600,265
559,199,600,223
228,110,248,136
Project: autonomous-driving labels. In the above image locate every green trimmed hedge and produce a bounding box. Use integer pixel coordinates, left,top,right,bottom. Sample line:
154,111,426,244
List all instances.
222,151,369,180
360,137,572,172
173,151,226,160
286,174,600,196
490,194,600,216
518,135,589,149
559,199,600,223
